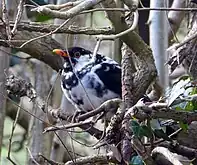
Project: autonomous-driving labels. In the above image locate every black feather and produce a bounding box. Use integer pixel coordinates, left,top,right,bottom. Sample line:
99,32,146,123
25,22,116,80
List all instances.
95,63,121,96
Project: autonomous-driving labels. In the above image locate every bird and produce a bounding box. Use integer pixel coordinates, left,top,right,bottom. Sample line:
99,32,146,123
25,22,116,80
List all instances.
53,47,121,113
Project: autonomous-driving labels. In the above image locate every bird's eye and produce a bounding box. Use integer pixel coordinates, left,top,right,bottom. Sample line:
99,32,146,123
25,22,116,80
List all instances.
74,52,81,58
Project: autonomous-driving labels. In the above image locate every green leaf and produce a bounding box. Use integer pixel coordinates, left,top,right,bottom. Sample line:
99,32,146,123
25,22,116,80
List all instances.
129,156,144,165
179,121,188,131
153,129,172,141
139,125,153,138
130,120,141,137
184,101,194,111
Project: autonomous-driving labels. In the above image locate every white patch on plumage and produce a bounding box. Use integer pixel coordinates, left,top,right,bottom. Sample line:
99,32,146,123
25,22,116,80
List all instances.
104,66,110,72
61,50,120,112
91,64,102,72
74,54,92,71
61,68,119,112
65,71,73,80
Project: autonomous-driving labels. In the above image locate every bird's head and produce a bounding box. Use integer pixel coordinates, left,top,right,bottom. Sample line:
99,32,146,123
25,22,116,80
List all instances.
53,47,92,66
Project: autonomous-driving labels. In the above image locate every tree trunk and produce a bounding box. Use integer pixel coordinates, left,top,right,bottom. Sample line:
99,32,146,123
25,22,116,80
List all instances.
28,61,52,165
0,47,9,160
149,0,169,92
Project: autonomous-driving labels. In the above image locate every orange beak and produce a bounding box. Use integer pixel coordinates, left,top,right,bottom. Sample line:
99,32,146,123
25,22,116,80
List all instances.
53,49,68,57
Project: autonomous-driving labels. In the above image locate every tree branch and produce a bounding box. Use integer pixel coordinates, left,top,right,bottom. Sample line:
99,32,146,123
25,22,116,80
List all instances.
125,102,197,123
31,0,104,20
0,21,115,34
101,0,157,103
65,153,115,165
0,27,63,71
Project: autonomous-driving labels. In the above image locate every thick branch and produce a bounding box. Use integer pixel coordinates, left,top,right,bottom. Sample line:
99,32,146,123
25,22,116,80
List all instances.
125,102,197,123
160,141,197,160
102,0,157,104
0,22,115,35
0,28,63,71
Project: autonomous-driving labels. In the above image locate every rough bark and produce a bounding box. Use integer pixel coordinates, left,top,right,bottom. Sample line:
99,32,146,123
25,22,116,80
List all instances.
102,0,157,103
0,28,64,72
168,3,197,80
0,21,115,34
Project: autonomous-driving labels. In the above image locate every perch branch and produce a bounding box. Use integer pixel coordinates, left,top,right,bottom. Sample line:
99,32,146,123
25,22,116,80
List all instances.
77,98,122,121
43,120,94,133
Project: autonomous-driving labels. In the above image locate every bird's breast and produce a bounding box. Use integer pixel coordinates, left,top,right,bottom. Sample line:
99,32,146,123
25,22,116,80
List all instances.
61,71,119,111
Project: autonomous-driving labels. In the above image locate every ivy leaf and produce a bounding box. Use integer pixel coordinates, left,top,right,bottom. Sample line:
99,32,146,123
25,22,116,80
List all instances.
129,155,144,165
184,101,194,111
179,121,188,131
153,129,172,141
130,120,141,138
139,125,153,138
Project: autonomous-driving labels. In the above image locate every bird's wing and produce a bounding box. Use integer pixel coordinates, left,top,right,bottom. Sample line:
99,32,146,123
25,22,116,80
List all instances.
94,63,121,96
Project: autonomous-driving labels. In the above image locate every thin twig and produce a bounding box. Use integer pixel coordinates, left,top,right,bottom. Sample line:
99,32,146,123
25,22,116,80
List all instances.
167,32,197,52
32,6,197,19
97,10,139,40
77,98,122,121
54,132,76,165
39,0,83,10
4,94,53,127
92,39,101,58
26,147,40,165
43,120,94,133
153,128,182,145
44,70,61,122
11,0,25,37
6,102,21,165
39,153,64,165
1,0,11,40
31,0,104,20
19,19,71,48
